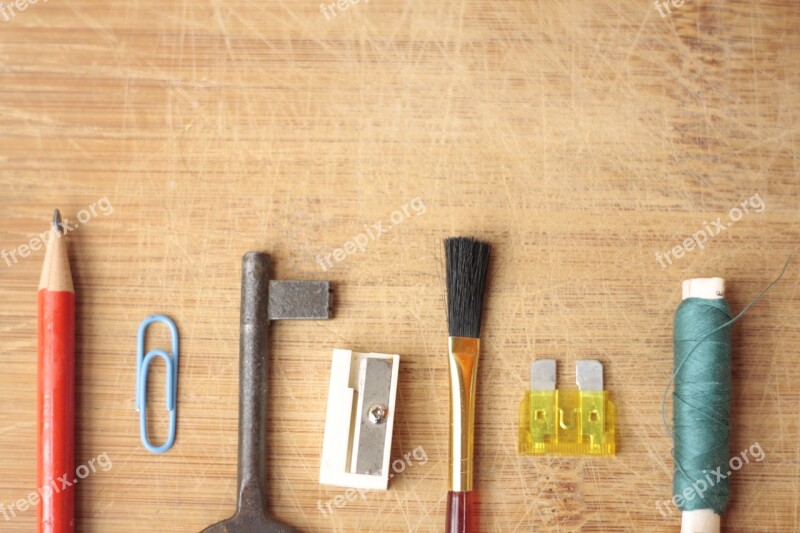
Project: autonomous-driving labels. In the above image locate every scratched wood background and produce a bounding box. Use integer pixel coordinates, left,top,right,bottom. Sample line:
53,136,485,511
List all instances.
1,0,799,531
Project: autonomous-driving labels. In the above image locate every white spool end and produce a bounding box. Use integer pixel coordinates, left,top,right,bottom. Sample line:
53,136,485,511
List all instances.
681,509,721,533
681,277,725,301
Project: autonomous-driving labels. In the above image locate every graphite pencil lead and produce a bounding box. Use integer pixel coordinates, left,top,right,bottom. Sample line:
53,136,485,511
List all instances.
52,209,62,235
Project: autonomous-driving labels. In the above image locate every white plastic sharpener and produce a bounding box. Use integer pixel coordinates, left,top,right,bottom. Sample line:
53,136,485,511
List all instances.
319,349,400,490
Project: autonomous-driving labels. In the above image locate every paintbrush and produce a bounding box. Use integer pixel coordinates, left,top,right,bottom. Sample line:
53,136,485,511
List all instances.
444,237,491,533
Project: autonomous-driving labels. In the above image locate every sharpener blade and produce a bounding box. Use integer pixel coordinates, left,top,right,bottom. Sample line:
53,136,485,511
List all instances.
351,357,393,475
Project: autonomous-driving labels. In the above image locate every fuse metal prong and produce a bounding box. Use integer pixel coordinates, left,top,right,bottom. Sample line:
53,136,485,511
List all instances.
530,359,557,391
576,360,603,392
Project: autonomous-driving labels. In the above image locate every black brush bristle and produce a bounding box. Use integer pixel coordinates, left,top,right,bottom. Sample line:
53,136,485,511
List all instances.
445,237,491,338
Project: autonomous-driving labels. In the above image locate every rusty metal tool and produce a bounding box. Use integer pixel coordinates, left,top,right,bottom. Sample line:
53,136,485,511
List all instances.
202,252,331,533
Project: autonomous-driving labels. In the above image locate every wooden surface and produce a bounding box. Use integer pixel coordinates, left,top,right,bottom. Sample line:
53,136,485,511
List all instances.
1,0,799,531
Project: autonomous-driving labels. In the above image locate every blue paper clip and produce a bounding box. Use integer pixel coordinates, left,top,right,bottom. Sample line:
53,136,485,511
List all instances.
136,314,179,454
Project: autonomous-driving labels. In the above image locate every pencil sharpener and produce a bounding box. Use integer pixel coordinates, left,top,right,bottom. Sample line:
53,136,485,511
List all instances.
518,359,616,456
320,349,400,490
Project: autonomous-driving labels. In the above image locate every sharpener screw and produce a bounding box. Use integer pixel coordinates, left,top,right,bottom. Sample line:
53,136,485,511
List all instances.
368,404,388,424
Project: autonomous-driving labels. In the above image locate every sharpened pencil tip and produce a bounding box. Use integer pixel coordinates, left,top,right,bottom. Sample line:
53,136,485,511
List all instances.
52,209,62,235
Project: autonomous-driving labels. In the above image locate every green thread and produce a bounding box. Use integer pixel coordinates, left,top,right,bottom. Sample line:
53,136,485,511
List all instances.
664,255,792,515
673,297,733,514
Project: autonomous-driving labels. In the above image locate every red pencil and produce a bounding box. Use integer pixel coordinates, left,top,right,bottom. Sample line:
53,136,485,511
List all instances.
37,209,75,533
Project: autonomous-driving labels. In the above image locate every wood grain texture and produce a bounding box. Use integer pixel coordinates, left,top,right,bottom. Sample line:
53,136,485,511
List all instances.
1,0,799,531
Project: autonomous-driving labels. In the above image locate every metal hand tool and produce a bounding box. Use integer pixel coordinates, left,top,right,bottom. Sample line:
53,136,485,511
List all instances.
202,252,331,533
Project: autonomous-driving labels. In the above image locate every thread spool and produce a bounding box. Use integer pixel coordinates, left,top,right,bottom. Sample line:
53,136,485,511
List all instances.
675,277,730,533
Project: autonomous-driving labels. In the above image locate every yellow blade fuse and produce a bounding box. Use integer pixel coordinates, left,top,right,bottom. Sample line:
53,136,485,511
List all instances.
518,359,616,456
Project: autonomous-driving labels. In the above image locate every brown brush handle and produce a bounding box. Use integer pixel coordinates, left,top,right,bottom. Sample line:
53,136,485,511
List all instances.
446,490,477,533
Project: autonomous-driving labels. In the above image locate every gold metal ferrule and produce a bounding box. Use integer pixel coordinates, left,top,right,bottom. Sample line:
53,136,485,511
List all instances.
448,336,479,492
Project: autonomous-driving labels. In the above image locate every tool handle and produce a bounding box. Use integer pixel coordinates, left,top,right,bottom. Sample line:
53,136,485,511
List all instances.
236,252,271,513
446,490,477,533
